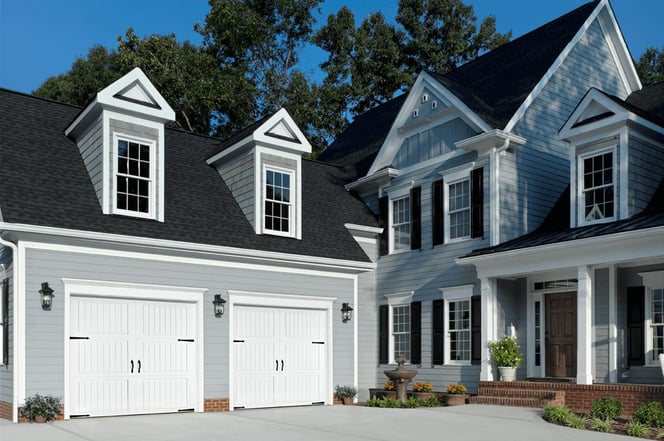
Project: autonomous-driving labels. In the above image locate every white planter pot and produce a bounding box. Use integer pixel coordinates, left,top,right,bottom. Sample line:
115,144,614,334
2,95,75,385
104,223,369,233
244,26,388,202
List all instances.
498,366,517,382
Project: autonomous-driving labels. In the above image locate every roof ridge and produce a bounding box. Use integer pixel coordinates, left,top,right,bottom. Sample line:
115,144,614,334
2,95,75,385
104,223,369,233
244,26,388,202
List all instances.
0,87,84,110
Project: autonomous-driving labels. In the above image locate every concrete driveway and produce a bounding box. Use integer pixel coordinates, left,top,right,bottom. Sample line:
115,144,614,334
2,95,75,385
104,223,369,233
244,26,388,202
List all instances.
1,404,626,441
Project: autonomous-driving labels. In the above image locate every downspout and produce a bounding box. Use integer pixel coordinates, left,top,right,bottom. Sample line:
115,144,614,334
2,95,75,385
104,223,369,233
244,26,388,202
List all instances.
0,233,19,422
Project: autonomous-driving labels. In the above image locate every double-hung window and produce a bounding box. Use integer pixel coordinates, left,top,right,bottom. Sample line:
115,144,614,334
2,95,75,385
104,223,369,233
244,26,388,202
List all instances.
441,285,473,365
650,288,664,362
448,178,471,240
580,149,615,224
392,197,411,251
264,168,292,235
392,304,411,362
114,135,154,217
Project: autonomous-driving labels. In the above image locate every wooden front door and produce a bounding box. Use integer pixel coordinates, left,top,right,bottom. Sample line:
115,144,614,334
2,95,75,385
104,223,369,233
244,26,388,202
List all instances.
545,292,577,377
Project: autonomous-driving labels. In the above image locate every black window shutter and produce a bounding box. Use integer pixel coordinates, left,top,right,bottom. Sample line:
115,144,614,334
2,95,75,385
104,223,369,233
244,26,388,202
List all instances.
410,187,421,250
410,301,422,364
378,196,389,256
432,180,444,246
471,295,481,365
2,278,8,366
471,168,484,238
379,304,389,364
432,299,445,365
627,286,645,366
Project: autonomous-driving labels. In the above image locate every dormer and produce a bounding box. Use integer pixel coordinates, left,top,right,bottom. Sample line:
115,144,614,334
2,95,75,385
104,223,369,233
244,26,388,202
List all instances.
206,108,311,239
65,68,175,222
560,87,664,228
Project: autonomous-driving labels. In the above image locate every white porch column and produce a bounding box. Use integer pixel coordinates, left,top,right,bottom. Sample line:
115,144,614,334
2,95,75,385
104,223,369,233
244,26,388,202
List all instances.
480,277,497,381
577,265,593,384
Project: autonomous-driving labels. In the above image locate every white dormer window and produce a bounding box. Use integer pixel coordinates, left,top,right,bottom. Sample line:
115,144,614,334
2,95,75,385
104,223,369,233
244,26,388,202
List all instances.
114,135,155,217
264,167,293,235
578,148,616,224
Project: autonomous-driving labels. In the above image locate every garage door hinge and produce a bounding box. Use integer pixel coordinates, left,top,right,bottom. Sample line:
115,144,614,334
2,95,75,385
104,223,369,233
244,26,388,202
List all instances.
312,341,325,344
177,339,194,342
70,336,89,340
233,339,245,343
178,408,194,412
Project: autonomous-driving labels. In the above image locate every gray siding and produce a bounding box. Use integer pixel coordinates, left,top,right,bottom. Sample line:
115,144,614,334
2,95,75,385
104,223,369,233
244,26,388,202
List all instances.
217,153,255,229
23,246,356,400
503,18,628,241
0,246,13,404
628,135,664,217
594,268,610,382
76,115,104,208
496,279,528,379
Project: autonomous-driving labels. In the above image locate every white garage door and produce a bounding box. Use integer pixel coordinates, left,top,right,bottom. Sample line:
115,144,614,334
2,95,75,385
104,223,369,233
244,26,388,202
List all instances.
232,306,327,409
69,296,198,417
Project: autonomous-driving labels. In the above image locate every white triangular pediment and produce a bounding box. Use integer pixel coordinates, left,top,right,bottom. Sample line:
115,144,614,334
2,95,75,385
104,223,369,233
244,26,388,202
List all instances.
576,100,614,126
115,81,160,108
265,119,300,143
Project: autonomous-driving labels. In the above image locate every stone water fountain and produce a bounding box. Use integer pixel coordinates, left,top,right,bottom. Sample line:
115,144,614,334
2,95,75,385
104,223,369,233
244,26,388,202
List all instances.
383,355,418,403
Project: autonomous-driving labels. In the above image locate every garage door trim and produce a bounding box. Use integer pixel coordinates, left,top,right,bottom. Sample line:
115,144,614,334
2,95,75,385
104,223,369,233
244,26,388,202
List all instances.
63,278,206,419
228,290,336,410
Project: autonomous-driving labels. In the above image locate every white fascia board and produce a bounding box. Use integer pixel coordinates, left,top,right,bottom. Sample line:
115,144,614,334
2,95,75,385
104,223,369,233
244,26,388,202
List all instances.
344,223,383,237
367,72,491,176
455,129,526,156
253,108,312,155
205,136,254,165
0,222,376,274
597,3,641,93
504,1,605,132
65,97,99,137
457,225,664,279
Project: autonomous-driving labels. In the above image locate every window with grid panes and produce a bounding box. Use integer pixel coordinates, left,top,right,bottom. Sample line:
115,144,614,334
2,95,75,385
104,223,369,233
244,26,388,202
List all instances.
448,299,471,362
392,304,411,362
651,288,664,362
448,179,471,239
116,138,152,214
264,169,292,234
392,197,411,251
582,151,614,222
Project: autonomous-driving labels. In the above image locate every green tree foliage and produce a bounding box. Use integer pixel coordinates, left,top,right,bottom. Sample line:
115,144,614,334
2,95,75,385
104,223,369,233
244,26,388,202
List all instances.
636,46,664,85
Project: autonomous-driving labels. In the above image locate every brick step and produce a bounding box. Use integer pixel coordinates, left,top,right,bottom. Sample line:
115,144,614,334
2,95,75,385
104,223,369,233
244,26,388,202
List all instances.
477,387,558,399
469,395,556,408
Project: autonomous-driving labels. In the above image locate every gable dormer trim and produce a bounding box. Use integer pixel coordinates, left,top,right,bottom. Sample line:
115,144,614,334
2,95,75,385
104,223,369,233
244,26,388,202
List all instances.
504,0,640,133
367,71,490,176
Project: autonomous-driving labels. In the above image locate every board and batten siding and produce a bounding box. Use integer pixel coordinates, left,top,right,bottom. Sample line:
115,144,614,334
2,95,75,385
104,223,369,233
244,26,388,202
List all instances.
628,135,664,217
0,247,13,404
22,246,356,401
76,115,104,208
502,18,628,242
216,153,256,229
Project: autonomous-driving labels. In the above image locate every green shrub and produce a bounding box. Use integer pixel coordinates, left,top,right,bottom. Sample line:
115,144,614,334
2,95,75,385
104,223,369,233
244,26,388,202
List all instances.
334,385,357,399
589,397,622,421
566,414,587,429
422,396,441,407
656,431,664,439
19,394,61,422
543,405,572,424
403,396,421,408
379,398,401,408
365,396,382,407
634,401,664,427
626,419,647,437
591,417,613,433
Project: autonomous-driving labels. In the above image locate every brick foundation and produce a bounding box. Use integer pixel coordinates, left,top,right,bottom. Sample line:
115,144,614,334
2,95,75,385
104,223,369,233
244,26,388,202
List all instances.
204,398,230,412
477,381,664,417
0,400,12,421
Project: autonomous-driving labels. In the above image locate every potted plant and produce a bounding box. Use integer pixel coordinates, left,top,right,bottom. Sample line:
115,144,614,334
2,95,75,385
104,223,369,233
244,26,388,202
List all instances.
445,383,468,406
488,336,523,381
335,385,357,405
383,380,397,399
19,394,61,422
412,382,434,401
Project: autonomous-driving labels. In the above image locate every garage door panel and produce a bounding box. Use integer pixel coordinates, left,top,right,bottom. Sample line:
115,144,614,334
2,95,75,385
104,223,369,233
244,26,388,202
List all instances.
70,379,129,416
133,377,193,412
234,342,275,372
71,340,129,375
72,299,129,336
234,375,275,408
280,375,324,404
234,306,275,339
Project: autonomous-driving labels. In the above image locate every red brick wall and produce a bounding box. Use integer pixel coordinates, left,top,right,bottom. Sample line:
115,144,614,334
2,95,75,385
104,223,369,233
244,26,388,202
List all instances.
204,398,230,412
0,400,12,421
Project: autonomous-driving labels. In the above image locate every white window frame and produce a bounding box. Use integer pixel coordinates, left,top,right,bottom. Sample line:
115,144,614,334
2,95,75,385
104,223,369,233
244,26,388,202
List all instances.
442,164,473,243
112,133,157,219
386,292,413,364
262,165,295,238
391,195,411,253
642,271,664,366
577,146,617,226
0,267,6,367
440,285,473,366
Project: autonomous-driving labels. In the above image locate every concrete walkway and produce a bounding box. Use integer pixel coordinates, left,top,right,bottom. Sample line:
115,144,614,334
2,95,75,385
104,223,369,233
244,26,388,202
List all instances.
0,404,627,441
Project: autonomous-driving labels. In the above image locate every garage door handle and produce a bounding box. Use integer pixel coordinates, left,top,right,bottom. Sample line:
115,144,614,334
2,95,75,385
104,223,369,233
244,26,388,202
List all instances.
130,360,134,373
281,360,284,371
138,360,141,373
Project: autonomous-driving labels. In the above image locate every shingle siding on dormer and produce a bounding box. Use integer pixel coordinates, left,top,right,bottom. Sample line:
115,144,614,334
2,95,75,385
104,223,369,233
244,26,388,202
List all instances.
502,18,628,242
217,153,256,230
629,136,664,217
77,114,104,208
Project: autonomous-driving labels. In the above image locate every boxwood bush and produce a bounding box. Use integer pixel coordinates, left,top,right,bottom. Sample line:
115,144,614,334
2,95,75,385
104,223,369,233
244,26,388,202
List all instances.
634,401,664,427
589,397,622,421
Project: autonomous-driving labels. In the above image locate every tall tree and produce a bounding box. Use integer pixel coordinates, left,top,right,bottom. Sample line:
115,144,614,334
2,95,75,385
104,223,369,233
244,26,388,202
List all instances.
636,46,664,85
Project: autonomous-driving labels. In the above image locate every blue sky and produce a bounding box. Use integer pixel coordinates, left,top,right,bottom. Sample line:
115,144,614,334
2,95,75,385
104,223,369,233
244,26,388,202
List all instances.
1,0,662,94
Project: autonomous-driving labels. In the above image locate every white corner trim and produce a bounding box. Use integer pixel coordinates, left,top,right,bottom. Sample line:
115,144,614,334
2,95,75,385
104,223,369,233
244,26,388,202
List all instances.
0,236,20,421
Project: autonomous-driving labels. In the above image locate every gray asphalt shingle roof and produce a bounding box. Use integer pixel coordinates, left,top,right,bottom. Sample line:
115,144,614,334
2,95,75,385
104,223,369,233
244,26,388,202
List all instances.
0,89,377,262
